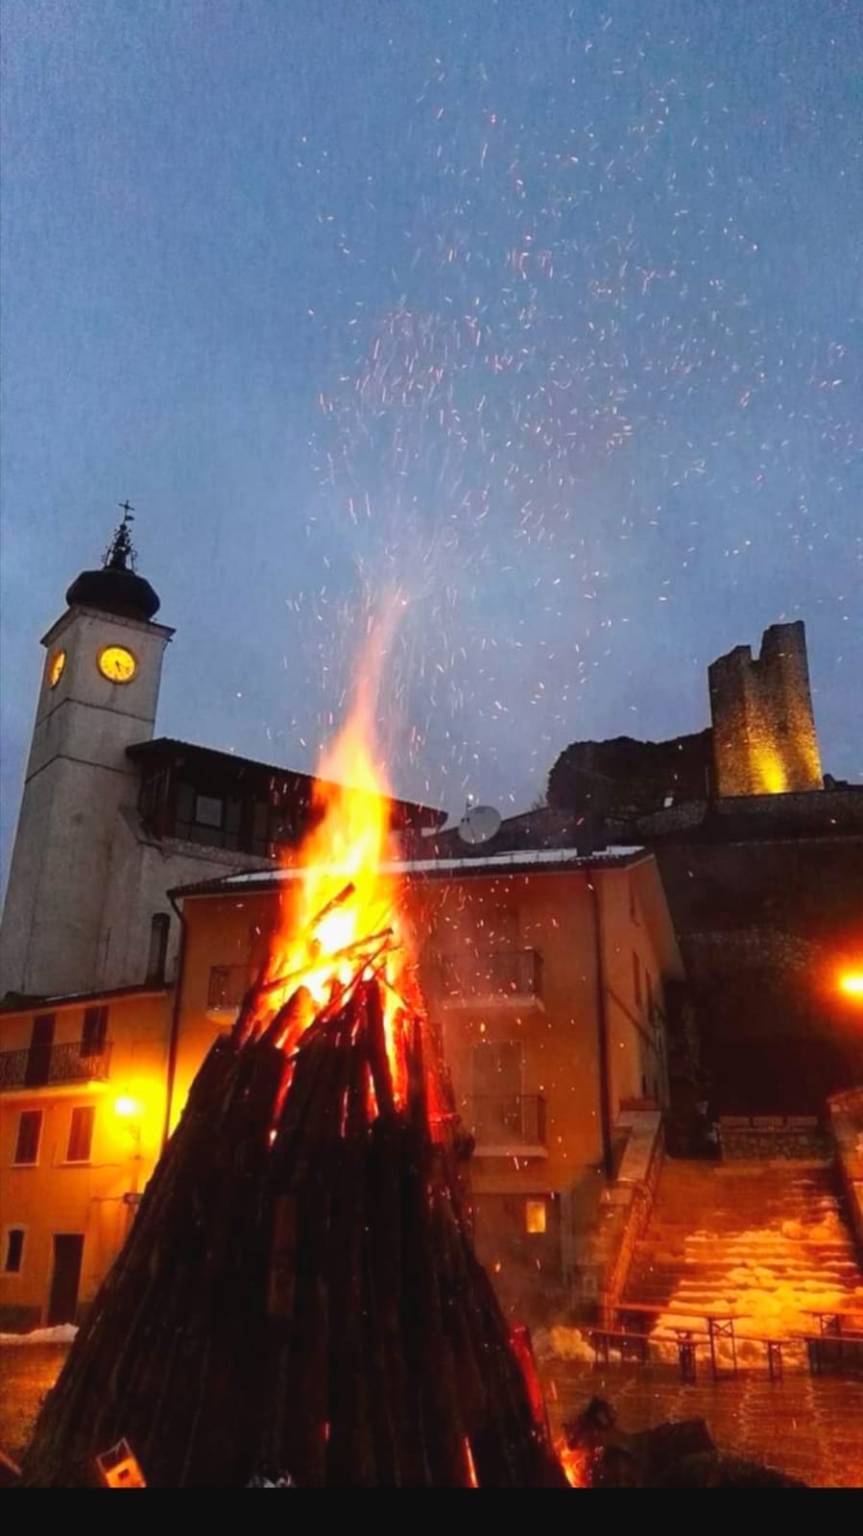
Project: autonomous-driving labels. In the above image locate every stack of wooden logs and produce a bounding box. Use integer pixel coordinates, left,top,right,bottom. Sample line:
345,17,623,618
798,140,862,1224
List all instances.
23,977,567,1488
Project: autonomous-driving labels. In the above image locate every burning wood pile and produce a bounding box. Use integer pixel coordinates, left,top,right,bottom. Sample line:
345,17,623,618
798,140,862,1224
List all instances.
23,675,568,1489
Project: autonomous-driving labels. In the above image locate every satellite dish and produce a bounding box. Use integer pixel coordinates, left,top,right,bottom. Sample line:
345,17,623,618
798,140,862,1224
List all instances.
457,804,502,846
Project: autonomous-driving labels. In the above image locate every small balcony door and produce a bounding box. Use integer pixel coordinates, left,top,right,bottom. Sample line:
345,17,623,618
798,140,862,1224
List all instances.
472,1041,524,1143
25,1014,55,1087
473,1040,523,1095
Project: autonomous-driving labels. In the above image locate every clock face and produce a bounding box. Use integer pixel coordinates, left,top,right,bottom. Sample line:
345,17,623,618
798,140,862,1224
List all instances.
47,650,67,689
98,645,137,684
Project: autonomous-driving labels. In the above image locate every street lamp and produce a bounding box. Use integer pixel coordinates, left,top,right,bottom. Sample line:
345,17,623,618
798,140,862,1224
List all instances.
838,972,863,1002
114,1095,143,1214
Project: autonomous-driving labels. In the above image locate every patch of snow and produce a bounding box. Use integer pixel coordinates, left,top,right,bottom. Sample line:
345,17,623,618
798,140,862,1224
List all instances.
534,1324,596,1365
218,845,648,888
0,1323,78,1346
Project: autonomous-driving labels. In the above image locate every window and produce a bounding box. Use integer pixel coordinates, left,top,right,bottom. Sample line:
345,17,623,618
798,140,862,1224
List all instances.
633,953,642,1010
66,1106,95,1164
147,913,170,983
471,1043,529,1145
472,1041,523,1096
14,1110,42,1165
267,809,294,851
81,1004,108,1057
175,781,195,827
525,1199,547,1235
25,1014,55,1087
222,797,242,850
3,1229,25,1274
194,794,224,829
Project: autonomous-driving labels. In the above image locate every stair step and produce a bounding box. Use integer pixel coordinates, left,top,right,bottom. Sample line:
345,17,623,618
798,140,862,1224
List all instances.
621,1156,863,1325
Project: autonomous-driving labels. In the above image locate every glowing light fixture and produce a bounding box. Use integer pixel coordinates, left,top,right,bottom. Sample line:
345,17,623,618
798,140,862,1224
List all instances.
115,1095,140,1118
839,972,863,1000
525,1198,547,1235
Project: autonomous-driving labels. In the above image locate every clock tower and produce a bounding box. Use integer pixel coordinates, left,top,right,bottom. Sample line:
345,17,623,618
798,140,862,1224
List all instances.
0,511,174,997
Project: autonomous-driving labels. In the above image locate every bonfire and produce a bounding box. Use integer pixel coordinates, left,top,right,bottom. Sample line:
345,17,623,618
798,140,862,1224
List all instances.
23,636,568,1489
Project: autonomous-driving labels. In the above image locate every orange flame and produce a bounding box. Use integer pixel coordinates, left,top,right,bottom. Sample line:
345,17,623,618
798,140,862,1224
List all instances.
555,1438,590,1488
258,603,422,1107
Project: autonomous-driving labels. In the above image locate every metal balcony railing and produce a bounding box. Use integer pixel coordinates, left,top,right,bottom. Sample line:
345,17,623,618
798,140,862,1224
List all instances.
0,1041,112,1091
434,948,543,1003
207,964,253,1012
468,1093,547,1149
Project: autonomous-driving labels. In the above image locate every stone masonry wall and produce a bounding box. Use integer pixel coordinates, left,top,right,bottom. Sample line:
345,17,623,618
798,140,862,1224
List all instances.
708,621,823,798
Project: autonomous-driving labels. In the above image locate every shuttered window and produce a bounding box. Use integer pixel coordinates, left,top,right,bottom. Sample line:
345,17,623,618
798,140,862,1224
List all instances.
14,1110,42,1165
81,1005,109,1056
4,1229,25,1273
67,1106,95,1163
147,915,170,983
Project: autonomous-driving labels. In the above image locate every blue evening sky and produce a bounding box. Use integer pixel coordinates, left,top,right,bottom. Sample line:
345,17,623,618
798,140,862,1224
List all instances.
2,0,860,880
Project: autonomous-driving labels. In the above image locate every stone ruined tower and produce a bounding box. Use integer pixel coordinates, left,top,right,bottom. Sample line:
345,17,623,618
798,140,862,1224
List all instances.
0,512,173,997
708,621,823,799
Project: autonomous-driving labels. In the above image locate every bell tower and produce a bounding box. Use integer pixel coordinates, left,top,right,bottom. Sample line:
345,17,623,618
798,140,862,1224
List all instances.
0,508,174,997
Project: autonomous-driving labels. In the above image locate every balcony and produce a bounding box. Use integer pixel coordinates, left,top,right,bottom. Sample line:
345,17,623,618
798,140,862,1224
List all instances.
432,949,544,1011
0,1041,112,1094
207,964,253,1019
467,1093,547,1157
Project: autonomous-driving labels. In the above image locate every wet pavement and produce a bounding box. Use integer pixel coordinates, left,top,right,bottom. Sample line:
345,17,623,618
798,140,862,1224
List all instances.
542,1359,863,1488
2,1343,861,1487
0,1345,69,1467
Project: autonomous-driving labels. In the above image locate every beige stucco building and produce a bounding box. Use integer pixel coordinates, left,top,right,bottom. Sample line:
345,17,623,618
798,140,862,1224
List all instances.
168,846,683,1319
0,844,681,1329
0,984,171,1330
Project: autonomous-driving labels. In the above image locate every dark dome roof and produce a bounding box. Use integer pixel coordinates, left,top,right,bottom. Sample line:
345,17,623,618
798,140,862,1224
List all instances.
66,565,161,621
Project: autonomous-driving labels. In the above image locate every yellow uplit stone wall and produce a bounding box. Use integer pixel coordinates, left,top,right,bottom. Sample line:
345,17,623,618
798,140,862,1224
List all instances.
708,621,823,798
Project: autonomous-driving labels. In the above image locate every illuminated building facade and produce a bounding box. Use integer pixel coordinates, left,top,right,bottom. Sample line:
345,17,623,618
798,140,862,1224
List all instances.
0,984,170,1330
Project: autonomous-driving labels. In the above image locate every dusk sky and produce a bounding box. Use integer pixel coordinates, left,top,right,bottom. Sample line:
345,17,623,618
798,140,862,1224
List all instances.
2,0,860,882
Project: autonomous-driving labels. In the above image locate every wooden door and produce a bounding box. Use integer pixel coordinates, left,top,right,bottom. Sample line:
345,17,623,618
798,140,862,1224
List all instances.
47,1235,84,1325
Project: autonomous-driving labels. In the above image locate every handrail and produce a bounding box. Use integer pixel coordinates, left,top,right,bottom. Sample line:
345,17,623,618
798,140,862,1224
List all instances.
0,1041,112,1090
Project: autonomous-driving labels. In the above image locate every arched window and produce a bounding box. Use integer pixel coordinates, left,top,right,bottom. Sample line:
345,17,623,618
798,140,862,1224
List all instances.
147,913,171,984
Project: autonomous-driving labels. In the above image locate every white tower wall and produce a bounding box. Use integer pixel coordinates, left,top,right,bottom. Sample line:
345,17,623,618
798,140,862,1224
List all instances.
0,604,172,996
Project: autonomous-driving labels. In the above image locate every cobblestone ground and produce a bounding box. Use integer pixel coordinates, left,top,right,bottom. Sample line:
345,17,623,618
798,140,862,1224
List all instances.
541,1360,863,1488
3,1345,861,1487
0,1345,69,1466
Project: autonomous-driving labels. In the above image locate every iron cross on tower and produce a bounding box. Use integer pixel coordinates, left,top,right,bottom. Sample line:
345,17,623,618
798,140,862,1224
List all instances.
104,500,137,571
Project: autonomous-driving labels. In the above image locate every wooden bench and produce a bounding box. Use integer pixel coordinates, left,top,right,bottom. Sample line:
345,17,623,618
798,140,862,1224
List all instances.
589,1328,651,1368
596,1323,712,1382
617,1304,743,1380
802,1332,863,1378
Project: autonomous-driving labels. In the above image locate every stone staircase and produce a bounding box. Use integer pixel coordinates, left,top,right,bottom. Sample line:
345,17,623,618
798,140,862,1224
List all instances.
623,1158,863,1345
